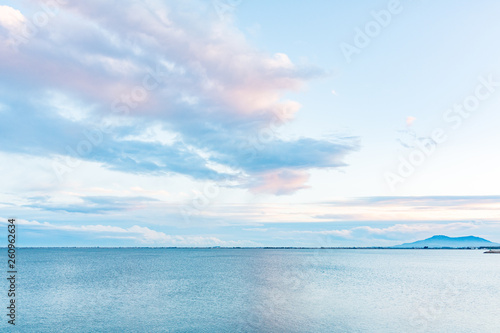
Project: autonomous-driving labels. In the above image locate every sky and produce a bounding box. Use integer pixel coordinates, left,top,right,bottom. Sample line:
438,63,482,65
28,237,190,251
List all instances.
1,0,500,247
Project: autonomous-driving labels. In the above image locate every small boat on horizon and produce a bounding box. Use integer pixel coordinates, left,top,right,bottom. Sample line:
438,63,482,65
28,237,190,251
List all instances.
484,249,500,254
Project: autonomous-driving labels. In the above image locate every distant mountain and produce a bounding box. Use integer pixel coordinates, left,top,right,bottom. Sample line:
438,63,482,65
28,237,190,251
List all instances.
393,235,500,248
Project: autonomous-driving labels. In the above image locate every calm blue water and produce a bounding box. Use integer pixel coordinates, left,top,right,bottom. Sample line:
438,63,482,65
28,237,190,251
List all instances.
3,249,499,332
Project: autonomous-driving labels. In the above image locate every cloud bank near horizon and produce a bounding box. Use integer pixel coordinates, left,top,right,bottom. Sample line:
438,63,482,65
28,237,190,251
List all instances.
2,217,498,247
2,194,500,246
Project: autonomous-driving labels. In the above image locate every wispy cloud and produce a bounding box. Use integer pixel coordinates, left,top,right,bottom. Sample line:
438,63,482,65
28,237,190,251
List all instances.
24,195,159,214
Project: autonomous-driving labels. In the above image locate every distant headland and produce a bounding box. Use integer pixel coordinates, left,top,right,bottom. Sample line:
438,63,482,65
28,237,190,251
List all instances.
392,235,500,249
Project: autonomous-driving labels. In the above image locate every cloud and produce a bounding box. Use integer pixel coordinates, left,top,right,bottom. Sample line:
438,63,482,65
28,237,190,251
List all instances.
351,195,500,207
24,195,159,214
406,116,416,126
0,217,257,246
243,228,268,232
314,214,359,220
0,1,356,195
295,222,482,241
248,169,310,195
0,5,26,38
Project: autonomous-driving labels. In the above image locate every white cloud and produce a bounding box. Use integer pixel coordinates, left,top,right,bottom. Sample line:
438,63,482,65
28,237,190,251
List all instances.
118,124,179,146
0,5,26,36
0,217,257,246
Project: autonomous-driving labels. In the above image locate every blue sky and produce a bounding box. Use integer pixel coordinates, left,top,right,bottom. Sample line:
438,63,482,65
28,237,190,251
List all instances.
1,0,500,247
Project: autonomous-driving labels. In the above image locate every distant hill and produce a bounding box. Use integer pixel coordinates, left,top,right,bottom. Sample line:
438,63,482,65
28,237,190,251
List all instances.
393,235,500,248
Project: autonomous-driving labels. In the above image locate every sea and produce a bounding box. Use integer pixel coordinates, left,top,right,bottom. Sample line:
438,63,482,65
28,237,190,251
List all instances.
4,248,500,332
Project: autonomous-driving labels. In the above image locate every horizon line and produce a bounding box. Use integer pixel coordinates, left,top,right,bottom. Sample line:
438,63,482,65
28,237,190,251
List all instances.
6,246,500,249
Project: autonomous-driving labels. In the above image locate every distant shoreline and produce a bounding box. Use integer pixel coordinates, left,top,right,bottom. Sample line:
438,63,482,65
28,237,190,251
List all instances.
6,246,500,250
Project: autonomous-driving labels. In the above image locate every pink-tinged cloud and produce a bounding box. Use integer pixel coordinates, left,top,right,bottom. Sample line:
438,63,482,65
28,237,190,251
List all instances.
0,5,25,37
249,169,310,195
406,116,416,126
0,1,355,195
0,1,319,121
